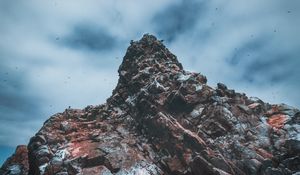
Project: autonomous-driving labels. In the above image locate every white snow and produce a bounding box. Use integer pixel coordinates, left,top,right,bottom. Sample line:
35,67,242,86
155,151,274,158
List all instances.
126,96,136,106
177,73,191,81
152,77,167,90
115,161,160,175
39,163,48,175
285,124,300,141
190,107,204,118
194,84,203,91
120,71,127,76
53,148,69,162
255,117,271,147
8,165,21,175
113,107,123,115
249,97,262,102
140,67,151,74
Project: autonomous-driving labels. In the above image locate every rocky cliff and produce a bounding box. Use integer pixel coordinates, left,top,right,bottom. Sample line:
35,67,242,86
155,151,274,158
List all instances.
1,34,299,175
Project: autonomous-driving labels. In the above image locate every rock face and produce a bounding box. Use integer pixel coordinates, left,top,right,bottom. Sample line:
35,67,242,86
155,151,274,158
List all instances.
0,145,29,175
1,34,300,175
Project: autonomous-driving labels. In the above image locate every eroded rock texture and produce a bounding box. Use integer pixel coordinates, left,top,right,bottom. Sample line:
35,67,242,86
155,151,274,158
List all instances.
1,34,299,175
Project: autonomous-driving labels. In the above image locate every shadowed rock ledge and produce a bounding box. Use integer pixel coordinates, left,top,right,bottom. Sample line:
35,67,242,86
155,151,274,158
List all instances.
1,34,299,175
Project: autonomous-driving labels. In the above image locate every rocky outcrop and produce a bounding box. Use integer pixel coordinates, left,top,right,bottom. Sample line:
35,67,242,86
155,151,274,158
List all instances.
0,145,29,175
1,34,299,175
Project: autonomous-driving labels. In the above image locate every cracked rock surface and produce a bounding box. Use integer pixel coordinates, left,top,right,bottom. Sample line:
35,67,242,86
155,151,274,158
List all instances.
1,34,299,175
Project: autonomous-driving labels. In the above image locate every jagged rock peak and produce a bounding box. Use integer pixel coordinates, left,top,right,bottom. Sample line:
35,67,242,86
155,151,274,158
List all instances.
1,34,300,175
112,34,207,100
118,34,183,81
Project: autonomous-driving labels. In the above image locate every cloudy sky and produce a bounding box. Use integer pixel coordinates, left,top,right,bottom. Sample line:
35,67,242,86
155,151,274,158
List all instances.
0,0,299,164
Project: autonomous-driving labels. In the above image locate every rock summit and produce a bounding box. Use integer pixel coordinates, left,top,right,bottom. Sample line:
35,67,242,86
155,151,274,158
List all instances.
1,34,299,175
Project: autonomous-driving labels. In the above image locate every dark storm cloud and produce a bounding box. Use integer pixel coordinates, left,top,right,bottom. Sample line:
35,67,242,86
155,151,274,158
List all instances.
152,0,205,42
0,61,43,147
226,37,300,85
0,64,42,121
227,37,269,66
62,24,117,52
242,57,290,83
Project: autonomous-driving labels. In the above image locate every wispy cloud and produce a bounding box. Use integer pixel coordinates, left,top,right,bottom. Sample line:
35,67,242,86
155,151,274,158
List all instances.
62,24,118,52
152,0,206,42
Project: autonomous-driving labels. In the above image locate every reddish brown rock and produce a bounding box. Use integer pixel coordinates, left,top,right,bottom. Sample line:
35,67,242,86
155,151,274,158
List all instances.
1,34,299,175
267,114,288,129
0,145,29,175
